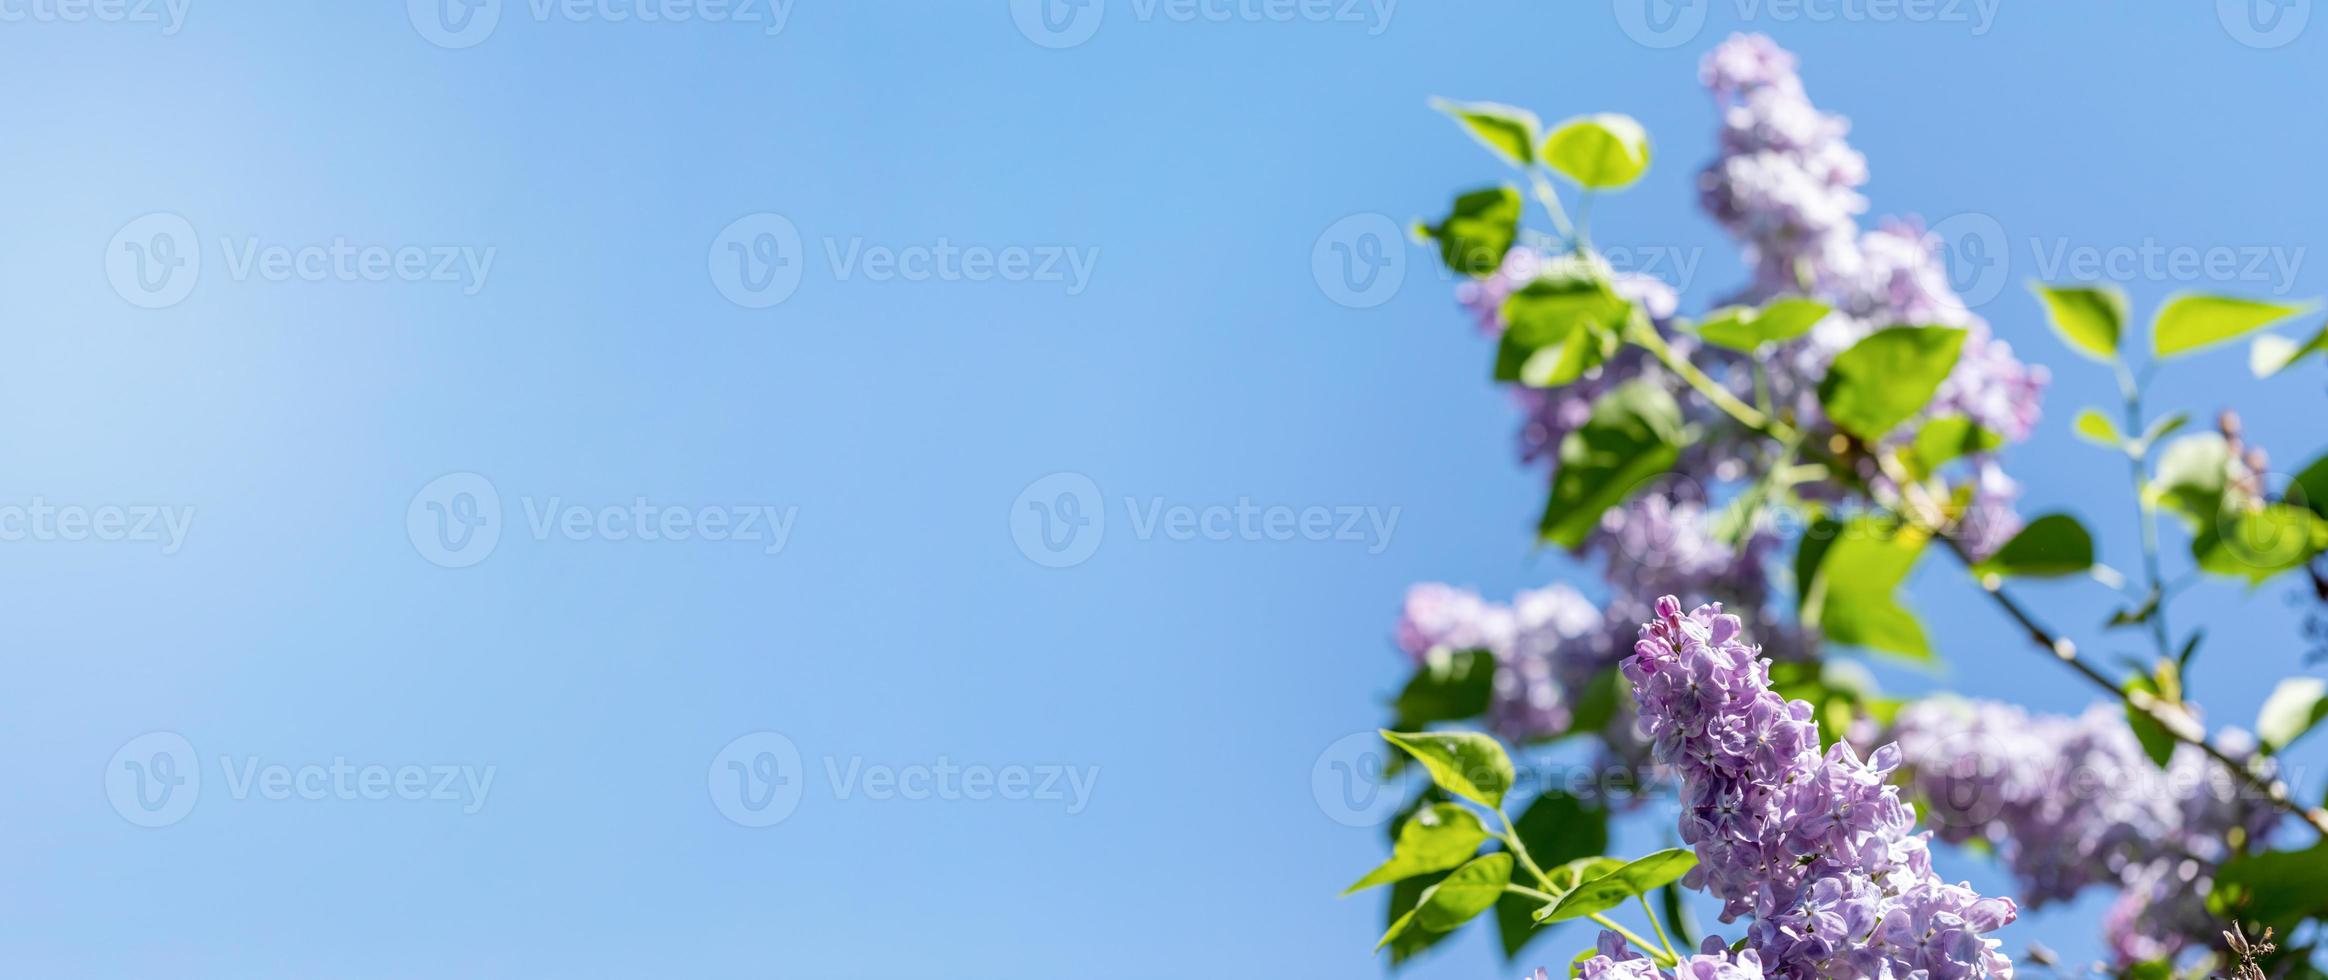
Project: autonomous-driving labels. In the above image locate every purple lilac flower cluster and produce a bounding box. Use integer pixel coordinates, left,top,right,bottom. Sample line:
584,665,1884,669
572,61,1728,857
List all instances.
1892,698,2281,965
1696,35,2047,558
1572,934,1765,980
1622,597,2017,978
1393,582,1611,742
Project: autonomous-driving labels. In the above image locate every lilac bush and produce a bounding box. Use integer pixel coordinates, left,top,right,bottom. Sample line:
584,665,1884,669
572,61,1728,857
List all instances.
1350,29,2328,980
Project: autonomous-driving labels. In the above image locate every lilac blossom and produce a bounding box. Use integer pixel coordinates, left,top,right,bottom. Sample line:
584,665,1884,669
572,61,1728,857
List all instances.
1392,582,1607,742
1573,934,1765,980
1623,597,2017,978
1892,698,2282,964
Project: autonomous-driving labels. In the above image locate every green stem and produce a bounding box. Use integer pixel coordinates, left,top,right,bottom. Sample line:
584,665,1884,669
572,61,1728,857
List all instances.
1639,894,1679,962
1591,914,1675,967
1625,315,1788,441
1496,813,1556,892
2116,362,2177,675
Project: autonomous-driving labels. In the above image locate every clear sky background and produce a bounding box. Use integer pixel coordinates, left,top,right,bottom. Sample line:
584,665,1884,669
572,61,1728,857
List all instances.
1,1,2324,976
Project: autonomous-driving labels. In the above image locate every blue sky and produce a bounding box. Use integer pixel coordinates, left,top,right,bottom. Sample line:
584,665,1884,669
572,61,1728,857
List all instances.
1,1,2324,976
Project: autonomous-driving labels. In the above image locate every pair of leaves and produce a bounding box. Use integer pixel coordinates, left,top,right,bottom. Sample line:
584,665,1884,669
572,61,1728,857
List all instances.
1495,268,1633,387
1797,515,1933,661
1376,853,1512,950
1433,101,1652,190
2074,408,2187,457
1538,380,1684,550
1818,326,1967,442
2033,282,2313,360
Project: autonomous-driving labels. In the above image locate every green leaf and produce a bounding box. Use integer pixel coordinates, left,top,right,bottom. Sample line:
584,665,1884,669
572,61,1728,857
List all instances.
2152,293,2313,358
1801,516,1933,661
1378,853,1512,949
1909,415,2003,476
2031,283,2126,361
1383,869,1456,964
1693,298,1830,351
1493,792,1608,960
2123,673,2178,769
2192,504,2328,585
1818,326,1968,441
1538,380,1683,549
2291,451,2328,521
1496,269,1632,387
2152,434,2232,530
2252,319,2328,377
2073,408,2124,449
2212,842,2328,929
1393,648,1496,728
1379,730,1514,809
1562,668,1624,742
2257,678,2328,755
1540,114,1651,190
1420,186,1522,278
1534,849,1698,923
1971,514,2095,578
1346,803,1492,894
1431,98,1541,168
